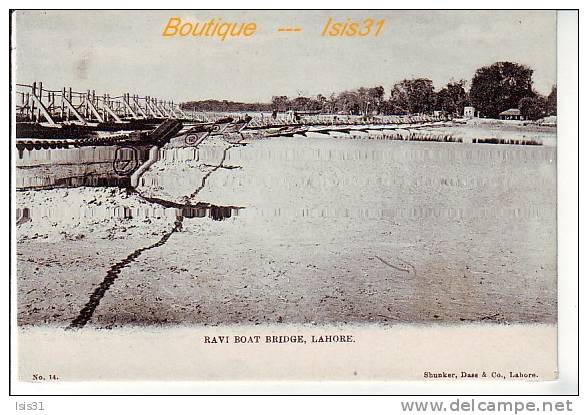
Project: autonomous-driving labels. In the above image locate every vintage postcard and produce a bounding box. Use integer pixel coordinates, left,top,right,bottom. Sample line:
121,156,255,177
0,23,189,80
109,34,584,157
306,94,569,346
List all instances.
11,10,562,386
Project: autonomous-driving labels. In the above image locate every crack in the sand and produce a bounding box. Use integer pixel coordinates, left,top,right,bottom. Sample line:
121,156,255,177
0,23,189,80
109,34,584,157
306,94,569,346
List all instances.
375,255,417,277
68,224,179,329
183,141,242,202
68,133,245,329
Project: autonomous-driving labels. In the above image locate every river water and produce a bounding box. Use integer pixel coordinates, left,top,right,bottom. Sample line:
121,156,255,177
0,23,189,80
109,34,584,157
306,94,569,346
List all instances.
16,129,558,326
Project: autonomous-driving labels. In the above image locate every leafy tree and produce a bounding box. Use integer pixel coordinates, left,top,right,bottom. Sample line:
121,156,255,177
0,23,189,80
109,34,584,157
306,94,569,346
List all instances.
290,96,311,111
435,81,467,115
271,96,290,111
390,78,435,114
356,87,370,114
181,99,274,112
366,86,385,113
470,62,535,118
352,86,386,114
315,94,328,112
334,91,360,114
388,88,409,114
546,85,557,116
519,95,546,120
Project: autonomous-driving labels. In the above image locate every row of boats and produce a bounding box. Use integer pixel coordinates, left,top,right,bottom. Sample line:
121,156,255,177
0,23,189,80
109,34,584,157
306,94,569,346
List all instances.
15,114,453,153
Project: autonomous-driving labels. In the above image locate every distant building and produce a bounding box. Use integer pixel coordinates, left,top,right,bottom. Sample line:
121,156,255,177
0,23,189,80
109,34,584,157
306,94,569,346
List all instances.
499,108,523,120
463,106,475,118
536,115,557,126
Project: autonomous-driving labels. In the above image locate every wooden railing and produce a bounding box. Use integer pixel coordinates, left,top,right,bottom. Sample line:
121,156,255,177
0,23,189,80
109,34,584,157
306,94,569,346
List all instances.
15,81,210,124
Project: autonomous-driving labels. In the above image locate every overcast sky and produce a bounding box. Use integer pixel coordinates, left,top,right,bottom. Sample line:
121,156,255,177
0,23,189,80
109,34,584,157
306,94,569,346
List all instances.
13,10,557,102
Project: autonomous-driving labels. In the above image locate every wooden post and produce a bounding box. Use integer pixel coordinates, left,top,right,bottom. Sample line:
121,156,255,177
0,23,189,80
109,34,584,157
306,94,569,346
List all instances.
122,93,138,119
48,92,55,118
28,83,56,125
101,94,107,122
122,94,127,118
152,97,165,118
156,99,170,118
61,88,66,120
84,90,104,123
20,91,25,118
26,93,31,120
61,93,86,124
168,100,176,118
31,82,37,122
85,90,90,119
68,87,72,121
92,90,96,121
144,96,156,118
37,81,43,122
125,94,129,117
103,93,122,123
133,95,148,119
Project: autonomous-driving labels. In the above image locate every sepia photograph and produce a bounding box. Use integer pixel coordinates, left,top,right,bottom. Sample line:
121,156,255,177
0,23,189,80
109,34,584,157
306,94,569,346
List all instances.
9,9,567,385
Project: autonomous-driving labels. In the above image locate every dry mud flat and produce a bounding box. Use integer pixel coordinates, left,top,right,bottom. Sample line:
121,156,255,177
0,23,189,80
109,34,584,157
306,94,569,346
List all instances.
16,135,557,327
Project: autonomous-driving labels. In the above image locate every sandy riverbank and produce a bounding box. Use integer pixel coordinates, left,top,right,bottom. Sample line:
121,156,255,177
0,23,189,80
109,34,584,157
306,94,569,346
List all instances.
16,132,557,328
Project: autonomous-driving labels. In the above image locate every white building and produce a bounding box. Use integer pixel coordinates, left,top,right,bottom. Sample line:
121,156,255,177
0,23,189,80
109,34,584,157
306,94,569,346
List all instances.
463,106,475,118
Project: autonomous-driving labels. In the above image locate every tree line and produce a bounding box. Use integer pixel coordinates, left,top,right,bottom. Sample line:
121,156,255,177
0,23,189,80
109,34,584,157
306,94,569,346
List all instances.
181,62,556,120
